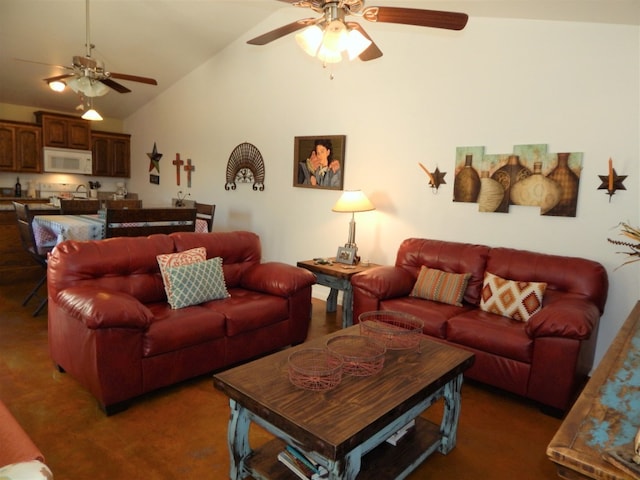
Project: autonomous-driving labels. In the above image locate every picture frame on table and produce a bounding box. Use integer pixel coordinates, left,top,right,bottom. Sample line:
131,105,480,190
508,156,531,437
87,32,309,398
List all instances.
293,135,346,190
335,246,357,265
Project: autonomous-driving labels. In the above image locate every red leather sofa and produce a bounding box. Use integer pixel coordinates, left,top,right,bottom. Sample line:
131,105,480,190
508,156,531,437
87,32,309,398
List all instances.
47,231,316,415
351,238,608,412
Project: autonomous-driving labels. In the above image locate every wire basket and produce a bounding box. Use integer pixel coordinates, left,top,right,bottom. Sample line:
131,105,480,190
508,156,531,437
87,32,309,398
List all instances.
288,348,343,391
359,311,424,350
326,335,386,376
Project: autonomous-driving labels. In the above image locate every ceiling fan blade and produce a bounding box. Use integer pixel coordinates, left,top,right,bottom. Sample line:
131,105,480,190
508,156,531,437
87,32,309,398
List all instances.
347,22,383,61
99,78,132,94
363,6,468,31
247,18,317,45
15,58,72,71
43,73,75,83
108,72,158,85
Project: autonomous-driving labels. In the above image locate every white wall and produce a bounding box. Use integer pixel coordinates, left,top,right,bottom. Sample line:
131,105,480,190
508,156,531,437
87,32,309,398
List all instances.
124,12,640,367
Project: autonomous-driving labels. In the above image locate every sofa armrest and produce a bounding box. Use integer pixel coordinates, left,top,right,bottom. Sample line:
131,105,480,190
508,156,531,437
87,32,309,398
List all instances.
526,295,600,340
351,266,416,299
241,262,316,297
56,286,153,330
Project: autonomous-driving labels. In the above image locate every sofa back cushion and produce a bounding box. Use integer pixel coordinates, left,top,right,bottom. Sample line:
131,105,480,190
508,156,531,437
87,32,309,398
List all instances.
48,235,176,304
396,238,490,305
171,231,261,288
486,247,608,313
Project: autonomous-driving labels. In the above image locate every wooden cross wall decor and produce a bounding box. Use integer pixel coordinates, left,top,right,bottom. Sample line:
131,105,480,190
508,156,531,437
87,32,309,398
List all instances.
172,153,184,186
184,159,195,188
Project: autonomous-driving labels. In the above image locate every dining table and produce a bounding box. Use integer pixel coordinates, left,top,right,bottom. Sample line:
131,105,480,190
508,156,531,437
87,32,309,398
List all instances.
32,214,209,250
32,214,105,249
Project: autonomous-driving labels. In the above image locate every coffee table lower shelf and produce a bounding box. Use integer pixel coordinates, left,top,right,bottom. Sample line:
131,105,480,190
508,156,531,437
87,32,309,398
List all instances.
246,416,441,480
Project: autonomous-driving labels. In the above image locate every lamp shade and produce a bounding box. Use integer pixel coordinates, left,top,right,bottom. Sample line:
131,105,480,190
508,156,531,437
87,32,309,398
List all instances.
81,108,103,121
332,190,375,213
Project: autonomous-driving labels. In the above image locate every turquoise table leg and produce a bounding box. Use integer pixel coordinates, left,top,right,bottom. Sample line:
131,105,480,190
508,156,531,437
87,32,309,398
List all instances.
228,399,251,479
439,373,463,454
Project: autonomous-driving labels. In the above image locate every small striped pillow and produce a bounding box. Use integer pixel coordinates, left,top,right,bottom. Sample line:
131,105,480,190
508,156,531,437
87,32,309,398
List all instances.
410,266,471,307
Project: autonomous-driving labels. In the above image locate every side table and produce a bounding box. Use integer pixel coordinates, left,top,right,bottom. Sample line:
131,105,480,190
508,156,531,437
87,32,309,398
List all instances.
297,258,379,328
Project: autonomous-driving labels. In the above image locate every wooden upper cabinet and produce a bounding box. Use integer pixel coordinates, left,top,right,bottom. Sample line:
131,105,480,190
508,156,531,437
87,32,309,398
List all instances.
0,121,42,172
91,131,131,178
0,124,16,171
34,111,91,150
15,125,42,172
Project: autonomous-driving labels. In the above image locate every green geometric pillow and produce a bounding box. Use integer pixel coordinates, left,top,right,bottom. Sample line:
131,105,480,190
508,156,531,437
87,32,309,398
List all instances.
164,257,229,309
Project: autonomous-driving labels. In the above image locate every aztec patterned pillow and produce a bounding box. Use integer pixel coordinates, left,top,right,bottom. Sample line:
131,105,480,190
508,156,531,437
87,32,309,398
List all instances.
480,271,547,322
157,247,207,299
0,460,53,480
410,266,471,307
164,256,229,309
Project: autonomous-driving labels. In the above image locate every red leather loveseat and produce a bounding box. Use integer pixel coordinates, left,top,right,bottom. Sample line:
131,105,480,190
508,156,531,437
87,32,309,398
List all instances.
351,238,608,412
47,231,316,414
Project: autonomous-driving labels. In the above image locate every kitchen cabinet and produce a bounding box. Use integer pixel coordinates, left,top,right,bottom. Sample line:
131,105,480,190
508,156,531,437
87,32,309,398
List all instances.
34,111,91,150
91,131,131,178
0,121,42,173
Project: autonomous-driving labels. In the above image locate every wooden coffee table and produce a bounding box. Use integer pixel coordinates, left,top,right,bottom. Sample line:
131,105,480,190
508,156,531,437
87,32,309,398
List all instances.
213,325,475,480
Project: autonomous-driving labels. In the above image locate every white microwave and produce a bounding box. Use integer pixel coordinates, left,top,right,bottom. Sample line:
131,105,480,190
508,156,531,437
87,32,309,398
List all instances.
43,147,93,174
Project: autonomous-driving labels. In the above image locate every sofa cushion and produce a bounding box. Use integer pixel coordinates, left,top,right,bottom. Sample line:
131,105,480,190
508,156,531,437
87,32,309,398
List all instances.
377,297,470,339
143,303,226,356
164,257,229,309
215,288,289,337
157,247,207,299
0,460,53,480
447,310,534,363
480,272,546,322
410,266,471,307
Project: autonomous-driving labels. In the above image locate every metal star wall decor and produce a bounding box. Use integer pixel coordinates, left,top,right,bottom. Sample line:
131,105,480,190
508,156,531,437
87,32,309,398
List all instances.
418,162,447,193
147,142,162,173
598,158,627,202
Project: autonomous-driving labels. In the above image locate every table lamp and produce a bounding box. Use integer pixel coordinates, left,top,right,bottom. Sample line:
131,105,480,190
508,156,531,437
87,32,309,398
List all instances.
332,190,375,260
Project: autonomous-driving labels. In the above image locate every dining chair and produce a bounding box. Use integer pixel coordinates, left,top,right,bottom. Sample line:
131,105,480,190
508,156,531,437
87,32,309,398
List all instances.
59,199,100,215
12,202,59,316
105,207,197,238
105,199,143,209
195,202,216,232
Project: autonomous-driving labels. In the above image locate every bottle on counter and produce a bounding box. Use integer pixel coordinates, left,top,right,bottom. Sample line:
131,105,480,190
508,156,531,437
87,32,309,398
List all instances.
14,177,21,198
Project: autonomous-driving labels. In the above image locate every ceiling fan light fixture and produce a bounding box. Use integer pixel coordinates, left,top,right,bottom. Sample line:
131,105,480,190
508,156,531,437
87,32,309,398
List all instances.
346,29,372,60
296,25,324,57
323,20,348,52
67,76,109,97
48,80,66,92
316,44,343,64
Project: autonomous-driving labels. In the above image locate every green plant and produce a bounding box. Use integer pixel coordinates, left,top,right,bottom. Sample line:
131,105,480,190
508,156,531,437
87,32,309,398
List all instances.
608,222,640,268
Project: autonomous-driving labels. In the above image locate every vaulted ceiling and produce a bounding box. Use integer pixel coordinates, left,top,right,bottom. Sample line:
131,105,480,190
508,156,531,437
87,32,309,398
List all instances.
1,0,638,120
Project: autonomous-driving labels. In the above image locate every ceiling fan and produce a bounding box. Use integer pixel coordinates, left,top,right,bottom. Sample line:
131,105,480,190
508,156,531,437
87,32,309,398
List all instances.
22,0,157,98
248,0,468,63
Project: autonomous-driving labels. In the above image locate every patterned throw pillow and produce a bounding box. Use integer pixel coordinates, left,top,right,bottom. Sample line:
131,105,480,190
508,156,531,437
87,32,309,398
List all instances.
410,266,471,307
164,257,229,309
0,460,53,480
480,271,547,322
157,247,207,299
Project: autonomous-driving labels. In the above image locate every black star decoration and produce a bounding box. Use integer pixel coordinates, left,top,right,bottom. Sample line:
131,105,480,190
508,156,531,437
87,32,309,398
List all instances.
598,169,627,202
147,142,163,173
429,167,447,191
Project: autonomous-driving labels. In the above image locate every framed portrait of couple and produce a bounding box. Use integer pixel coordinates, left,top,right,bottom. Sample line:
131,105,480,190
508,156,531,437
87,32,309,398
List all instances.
293,135,346,190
